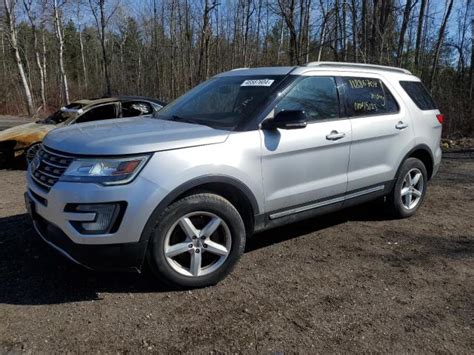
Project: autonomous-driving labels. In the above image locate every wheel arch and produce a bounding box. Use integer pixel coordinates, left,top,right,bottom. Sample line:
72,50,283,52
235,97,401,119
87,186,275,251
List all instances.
398,144,434,180
140,176,259,244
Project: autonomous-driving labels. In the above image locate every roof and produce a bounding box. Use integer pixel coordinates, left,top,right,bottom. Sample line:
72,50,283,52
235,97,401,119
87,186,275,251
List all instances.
304,61,412,74
73,96,166,107
217,62,414,78
216,66,295,77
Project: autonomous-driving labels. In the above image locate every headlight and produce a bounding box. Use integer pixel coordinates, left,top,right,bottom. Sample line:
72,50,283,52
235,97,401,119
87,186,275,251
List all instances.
60,155,150,185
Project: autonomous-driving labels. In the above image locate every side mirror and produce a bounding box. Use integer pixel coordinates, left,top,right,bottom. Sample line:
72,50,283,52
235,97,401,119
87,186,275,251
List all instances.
262,110,307,130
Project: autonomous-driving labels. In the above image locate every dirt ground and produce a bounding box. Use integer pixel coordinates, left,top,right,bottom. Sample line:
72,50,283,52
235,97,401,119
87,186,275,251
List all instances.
0,151,472,353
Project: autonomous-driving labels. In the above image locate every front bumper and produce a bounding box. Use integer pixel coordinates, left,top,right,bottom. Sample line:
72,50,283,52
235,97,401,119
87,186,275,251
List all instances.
31,208,148,271
25,162,170,271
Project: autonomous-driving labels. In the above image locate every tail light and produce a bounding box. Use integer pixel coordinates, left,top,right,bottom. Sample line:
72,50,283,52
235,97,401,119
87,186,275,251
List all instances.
436,114,444,124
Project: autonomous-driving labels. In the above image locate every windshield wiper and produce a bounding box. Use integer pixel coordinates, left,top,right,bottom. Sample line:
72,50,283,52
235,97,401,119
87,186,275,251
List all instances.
171,115,206,126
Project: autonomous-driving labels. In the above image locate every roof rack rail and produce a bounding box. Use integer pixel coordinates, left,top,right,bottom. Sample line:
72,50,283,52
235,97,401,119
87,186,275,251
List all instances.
304,61,412,75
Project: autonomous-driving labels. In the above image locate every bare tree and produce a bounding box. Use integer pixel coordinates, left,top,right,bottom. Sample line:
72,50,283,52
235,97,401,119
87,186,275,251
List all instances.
396,0,415,66
52,0,69,104
23,0,47,109
277,0,299,64
76,1,88,94
429,0,454,87
470,0,474,114
349,0,358,61
89,0,118,95
3,0,34,114
0,0,471,135
197,0,217,81
414,0,427,68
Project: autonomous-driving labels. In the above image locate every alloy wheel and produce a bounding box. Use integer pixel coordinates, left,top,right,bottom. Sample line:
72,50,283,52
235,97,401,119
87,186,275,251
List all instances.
164,211,232,277
400,168,424,210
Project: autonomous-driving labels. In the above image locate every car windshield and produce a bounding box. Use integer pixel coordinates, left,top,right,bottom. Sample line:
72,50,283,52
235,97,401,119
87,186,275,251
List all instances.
40,103,85,124
154,75,286,129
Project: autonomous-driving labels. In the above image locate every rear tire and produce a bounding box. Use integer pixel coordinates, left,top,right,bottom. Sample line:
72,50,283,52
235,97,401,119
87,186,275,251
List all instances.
386,157,428,218
147,193,246,289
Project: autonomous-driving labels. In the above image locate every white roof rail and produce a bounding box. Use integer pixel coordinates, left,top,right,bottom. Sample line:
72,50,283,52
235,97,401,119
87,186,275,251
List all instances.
305,61,412,75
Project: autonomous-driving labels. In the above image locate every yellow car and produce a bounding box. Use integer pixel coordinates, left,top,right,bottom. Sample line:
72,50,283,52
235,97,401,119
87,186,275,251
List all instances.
0,96,165,166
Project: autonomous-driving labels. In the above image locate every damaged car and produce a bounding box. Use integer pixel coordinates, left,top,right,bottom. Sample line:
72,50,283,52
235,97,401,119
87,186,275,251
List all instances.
0,96,166,166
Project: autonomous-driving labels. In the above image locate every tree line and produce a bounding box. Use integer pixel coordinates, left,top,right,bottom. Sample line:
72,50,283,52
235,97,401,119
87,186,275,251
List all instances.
1,0,473,136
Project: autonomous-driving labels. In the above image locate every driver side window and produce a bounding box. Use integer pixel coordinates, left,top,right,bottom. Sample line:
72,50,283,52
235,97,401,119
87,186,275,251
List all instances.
275,76,339,122
75,104,117,124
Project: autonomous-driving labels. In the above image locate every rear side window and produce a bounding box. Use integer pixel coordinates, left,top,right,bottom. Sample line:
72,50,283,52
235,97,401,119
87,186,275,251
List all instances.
399,81,437,110
341,77,399,117
122,101,153,117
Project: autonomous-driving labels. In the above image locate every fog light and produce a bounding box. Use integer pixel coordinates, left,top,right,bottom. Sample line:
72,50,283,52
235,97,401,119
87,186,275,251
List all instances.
77,204,117,232
66,202,126,235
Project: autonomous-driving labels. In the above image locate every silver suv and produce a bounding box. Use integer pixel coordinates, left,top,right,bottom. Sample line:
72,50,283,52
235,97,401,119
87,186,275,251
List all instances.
25,62,442,288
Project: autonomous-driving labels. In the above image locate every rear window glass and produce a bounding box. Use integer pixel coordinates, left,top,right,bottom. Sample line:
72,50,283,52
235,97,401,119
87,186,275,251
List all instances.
399,81,437,110
341,77,399,117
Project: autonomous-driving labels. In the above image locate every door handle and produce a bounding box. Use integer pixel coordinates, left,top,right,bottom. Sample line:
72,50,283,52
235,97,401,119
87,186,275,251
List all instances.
326,130,346,141
395,121,408,130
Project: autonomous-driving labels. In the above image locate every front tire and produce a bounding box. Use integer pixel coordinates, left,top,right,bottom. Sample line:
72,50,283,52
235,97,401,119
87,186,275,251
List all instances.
25,143,41,164
387,157,428,218
147,193,246,288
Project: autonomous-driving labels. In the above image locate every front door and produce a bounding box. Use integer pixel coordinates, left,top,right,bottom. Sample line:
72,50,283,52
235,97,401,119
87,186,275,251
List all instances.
260,75,351,215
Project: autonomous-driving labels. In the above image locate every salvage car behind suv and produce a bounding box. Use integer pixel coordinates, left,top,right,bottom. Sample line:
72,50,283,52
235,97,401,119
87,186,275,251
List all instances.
0,96,165,166
25,62,442,288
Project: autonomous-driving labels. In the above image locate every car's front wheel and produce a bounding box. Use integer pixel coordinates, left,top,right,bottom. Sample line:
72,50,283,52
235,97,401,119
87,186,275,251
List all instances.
147,193,246,288
25,143,41,164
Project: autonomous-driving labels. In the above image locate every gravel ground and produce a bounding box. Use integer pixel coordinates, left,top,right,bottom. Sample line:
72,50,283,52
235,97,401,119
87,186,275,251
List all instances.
0,152,472,353
0,115,33,131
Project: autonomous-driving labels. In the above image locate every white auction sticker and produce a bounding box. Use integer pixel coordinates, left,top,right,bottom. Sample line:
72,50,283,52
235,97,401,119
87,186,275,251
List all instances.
241,79,275,87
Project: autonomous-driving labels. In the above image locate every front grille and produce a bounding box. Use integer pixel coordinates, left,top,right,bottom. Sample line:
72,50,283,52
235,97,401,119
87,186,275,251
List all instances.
30,146,73,191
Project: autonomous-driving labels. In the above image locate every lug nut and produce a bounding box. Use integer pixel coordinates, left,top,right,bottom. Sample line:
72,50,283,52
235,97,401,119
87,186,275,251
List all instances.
200,236,206,239
195,249,200,254
203,244,208,248
192,236,197,239
188,244,193,248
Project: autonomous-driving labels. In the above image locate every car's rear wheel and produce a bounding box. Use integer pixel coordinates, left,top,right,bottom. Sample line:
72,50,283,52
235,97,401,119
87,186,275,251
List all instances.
25,143,41,164
147,193,246,288
387,157,428,218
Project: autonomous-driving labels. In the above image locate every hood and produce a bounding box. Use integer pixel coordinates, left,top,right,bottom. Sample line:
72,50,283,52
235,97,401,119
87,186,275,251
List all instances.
43,117,230,155
0,122,56,149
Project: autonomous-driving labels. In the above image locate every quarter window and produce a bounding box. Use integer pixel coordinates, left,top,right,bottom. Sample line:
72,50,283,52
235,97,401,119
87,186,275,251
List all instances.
342,77,398,117
399,81,437,110
275,76,339,121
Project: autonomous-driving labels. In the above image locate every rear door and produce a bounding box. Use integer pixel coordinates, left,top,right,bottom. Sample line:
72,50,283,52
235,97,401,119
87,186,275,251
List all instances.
339,75,415,193
260,75,351,215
